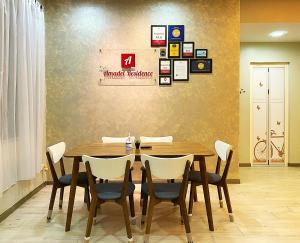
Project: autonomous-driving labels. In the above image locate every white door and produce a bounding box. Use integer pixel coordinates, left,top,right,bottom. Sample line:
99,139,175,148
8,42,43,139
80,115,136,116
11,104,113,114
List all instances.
252,65,286,165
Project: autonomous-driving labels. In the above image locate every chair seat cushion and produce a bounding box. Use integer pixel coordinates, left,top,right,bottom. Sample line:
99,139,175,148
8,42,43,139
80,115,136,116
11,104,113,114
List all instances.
59,172,89,186
142,183,181,200
96,182,135,200
189,171,221,185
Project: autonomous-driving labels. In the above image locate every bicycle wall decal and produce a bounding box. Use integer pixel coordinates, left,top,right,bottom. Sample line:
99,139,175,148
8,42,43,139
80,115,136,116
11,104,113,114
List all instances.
254,130,285,163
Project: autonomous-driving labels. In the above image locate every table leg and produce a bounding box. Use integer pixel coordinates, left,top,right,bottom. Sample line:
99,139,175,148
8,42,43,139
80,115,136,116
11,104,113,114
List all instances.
65,157,80,232
199,156,214,231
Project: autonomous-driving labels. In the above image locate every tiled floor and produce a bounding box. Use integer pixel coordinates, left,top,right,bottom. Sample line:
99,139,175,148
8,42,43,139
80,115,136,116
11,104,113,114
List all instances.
0,167,300,242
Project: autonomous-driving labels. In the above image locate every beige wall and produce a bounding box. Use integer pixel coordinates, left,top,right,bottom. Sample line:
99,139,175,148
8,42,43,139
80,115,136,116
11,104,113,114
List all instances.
45,0,240,179
240,42,300,164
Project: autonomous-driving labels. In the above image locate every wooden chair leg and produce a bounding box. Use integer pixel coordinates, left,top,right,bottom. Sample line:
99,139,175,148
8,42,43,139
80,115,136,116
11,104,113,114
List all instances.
144,198,155,243
141,194,148,225
84,198,98,242
129,195,136,225
193,186,198,202
85,186,91,210
217,185,223,208
140,169,146,206
188,183,196,216
180,200,193,243
223,183,234,222
179,202,184,224
121,199,133,242
47,185,57,222
59,187,64,209
93,202,98,225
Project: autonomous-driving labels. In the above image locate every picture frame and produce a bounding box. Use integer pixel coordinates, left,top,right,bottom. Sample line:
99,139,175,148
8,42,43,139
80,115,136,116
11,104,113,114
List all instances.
160,48,167,58
173,59,189,81
168,42,181,58
195,49,208,58
159,76,172,86
190,59,212,73
159,59,172,75
182,42,194,58
151,25,167,47
168,25,184,42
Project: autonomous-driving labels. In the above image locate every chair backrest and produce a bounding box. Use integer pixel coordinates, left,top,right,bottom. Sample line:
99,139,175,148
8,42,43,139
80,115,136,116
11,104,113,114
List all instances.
46,142,66,183
215,140,231,162
141,154,193,180
140,136,173,143
102,136,135,143
82,154,135,180
47,142,66,164
214,140,233,181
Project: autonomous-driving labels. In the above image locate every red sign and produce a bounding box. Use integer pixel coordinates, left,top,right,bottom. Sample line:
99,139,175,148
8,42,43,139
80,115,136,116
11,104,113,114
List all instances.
121,53,135,69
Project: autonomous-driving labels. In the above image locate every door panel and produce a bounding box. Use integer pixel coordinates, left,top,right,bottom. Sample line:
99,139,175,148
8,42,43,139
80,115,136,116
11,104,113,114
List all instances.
269,102,285,163
253,102,267,163
252,67,268,102
268,67,285,164
269,67,285,102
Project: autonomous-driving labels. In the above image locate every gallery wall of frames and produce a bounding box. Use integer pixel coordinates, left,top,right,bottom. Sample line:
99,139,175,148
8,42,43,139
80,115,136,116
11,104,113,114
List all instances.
151,25,213,86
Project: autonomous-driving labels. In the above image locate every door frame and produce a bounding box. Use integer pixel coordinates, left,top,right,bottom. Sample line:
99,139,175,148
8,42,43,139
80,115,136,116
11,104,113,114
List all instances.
249,62,289,166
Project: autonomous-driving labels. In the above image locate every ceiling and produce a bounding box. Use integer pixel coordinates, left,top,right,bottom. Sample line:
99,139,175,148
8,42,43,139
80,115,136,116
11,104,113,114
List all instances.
241,23,300,42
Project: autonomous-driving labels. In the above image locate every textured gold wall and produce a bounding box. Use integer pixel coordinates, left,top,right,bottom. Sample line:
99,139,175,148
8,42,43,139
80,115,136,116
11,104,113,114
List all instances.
45,0,240,179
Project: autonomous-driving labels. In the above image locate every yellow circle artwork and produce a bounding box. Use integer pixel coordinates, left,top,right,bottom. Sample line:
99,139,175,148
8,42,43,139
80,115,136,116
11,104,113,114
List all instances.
198,63,205,70
172,29,181,38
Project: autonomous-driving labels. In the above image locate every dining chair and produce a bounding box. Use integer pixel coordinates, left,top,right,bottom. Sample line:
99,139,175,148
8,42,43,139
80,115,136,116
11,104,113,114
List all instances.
102,136,135,143
46,142,90,222
139,136,174,205
82,154,136,243
140,136,173,143
188,140,234,222
141,154,194,243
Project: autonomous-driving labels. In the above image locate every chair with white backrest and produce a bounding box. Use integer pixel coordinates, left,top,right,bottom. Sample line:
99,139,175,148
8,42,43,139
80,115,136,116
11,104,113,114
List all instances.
141,154,194,243
139,136,173,144
102,136,135,143
188,140,234,222
46,142,90,222
82,154,136,243
139,136,174,205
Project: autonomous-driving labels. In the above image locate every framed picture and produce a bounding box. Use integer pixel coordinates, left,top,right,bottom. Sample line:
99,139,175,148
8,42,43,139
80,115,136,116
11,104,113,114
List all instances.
159,59,171,75
151,25,167,47
195,49,208,58
159,76,172,86
173,59,189,81
168,42,181,58
168,25,184,42
182,42,194,58
160,48,167,57
190,59,212,73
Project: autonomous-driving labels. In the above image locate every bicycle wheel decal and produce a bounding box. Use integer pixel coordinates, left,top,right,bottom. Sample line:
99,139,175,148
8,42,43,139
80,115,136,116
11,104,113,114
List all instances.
254,140,267,162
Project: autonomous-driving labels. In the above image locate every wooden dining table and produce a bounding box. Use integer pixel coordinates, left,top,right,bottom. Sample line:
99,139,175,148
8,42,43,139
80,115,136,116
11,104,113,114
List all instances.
64,142,215,232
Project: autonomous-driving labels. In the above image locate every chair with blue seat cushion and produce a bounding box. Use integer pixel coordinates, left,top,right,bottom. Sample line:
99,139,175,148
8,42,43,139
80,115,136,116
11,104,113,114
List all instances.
139,136,173,144
139,136,174,205
46,142,90,222
141,154,194,243
82,154,136,243
188,140,234,222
